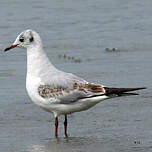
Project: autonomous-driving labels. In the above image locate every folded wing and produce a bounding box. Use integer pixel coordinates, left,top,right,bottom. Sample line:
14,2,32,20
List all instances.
38,83,105,104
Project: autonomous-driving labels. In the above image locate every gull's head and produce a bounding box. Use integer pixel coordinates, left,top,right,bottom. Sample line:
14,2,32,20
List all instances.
4,29,42,52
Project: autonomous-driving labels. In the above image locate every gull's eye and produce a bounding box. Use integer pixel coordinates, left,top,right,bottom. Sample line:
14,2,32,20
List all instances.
19,37,24,42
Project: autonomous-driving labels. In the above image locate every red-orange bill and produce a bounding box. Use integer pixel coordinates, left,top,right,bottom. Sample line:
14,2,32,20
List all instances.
4,44,18,52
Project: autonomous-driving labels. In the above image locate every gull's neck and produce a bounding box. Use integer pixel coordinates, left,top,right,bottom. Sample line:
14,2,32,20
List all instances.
27,44,57,77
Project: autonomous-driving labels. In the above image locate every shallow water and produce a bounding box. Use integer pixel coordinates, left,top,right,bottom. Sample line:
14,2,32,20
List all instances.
0,0,152,152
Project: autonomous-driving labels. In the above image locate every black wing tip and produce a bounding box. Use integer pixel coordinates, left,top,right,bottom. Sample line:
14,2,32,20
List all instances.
139,87,147,89
119,92,139,96
134,87,147,91
104,86,147,96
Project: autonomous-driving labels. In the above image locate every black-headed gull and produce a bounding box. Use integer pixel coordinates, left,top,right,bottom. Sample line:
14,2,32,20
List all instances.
4,29,146,138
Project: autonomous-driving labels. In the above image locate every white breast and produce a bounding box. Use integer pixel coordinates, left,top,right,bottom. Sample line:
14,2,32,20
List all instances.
26,74,49,108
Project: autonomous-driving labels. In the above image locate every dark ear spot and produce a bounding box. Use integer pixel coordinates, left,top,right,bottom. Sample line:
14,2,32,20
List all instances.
29,31,34,42
29,36,34,42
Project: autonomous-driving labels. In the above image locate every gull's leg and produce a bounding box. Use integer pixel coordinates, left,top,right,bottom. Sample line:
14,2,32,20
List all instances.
55,117,58,138
64,115,68,137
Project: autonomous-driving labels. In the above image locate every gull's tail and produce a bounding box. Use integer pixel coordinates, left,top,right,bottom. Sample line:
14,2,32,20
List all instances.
104,87,146,97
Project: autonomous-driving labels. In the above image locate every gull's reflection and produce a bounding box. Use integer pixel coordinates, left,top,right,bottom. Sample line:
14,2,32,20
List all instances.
29,137,105,152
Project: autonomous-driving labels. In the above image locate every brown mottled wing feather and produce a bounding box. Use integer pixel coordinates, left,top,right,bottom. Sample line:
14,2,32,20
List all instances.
73,83,105,93
38,83,105,104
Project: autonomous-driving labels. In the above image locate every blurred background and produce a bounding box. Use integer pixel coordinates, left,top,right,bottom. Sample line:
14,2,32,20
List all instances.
0,0,152,152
